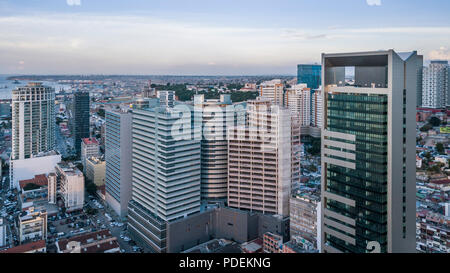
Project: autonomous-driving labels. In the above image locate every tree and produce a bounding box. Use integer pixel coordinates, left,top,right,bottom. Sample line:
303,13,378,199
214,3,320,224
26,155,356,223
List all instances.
23,183,42,191
436,143,445,155
429,117,441,127
97,108,105,118
420,124,432,132
307,138,321,156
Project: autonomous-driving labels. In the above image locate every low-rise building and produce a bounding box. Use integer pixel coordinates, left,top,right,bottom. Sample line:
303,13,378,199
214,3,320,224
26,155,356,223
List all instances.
85,157,106,186
19,207,47,244
56,229,120,253
0,240,46,253
55,162,84,211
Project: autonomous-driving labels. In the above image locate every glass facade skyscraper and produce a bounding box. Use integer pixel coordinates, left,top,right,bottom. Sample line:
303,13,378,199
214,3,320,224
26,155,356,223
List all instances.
73,91,90,156
297,64,322,90
320,50,418,253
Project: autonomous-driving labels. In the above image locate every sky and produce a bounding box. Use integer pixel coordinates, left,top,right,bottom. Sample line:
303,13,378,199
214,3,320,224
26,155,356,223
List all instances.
0,0,450,75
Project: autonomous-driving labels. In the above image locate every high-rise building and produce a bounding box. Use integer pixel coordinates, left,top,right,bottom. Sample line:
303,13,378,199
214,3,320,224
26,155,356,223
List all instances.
11,82,55,160
55,162,84,211
416,55,424,107
127,106,201,253
422,60,449,108
105,109,133,219
80,137,99,172
157,90,176,108
227,98,300,217
193,94,246,204
73,91,90,156
320,50,418,253
284,84,310,126
297,64,322,90
260,79,284,106
311,88,323,128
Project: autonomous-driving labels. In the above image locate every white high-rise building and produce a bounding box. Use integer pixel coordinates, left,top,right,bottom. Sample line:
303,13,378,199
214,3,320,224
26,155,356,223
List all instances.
311,88,323,128
193,94,246,204
284,84,310,126
422,60,449,108
227,97,300,217
11,82,55,160
105,109,133,219
260,79,284,106
127,106,201,253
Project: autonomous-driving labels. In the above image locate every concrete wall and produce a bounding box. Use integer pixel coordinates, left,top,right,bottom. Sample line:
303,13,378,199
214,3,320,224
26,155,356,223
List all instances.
166,207,289,253
10,153,61,189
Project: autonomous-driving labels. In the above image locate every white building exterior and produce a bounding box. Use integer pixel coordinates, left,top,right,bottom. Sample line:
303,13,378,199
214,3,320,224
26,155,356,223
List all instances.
311,88,323,128
157,90,176,108
56,162,84,211
10,151,61,189
285,84,310,126
422,60,449,108
11,82,55,161
105,109,133,219
260,79,284,106
81,138,100,172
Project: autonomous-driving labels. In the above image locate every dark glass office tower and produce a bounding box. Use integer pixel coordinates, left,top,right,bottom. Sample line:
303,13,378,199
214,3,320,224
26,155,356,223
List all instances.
73,91,90,156
297,64,322,90
320,50,419,253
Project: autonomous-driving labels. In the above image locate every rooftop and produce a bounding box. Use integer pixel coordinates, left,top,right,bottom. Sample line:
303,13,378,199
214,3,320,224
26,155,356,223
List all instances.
82,138,99,145
0,240,46,253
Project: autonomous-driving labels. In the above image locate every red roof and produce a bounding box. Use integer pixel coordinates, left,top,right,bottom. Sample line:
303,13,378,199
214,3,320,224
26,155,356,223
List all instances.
82,138,99,145
57,229,120,253
0,240,46,253
19,174,48,189
430,179,450,185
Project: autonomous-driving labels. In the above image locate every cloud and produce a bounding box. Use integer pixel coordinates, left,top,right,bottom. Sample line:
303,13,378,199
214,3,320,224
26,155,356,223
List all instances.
66,0,81,6
366,0,381,6
429,47,450,60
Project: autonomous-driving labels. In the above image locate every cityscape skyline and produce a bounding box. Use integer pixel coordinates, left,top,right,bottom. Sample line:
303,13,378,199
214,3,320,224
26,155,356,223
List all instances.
1,0,450,75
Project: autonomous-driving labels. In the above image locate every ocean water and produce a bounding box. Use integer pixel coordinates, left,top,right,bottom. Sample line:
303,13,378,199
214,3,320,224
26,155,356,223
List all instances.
0,75,71,99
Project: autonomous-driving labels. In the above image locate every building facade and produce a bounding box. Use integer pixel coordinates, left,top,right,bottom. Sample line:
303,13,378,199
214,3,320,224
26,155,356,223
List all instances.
19,207,47,244
56,162,84,211
80,137,100,172
422,60,449,108
284,84,310,126
260,79,284,106
320,50,418,253
193,94,246,204
297,64,322,90
11,82,55,161
73,91,90,156
127,106,201,253
105,109,133,219
290,193,320,247
86,157,106,186
227,98,298,217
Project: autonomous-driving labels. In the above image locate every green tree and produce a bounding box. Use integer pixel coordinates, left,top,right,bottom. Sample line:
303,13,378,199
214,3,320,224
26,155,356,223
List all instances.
23,183,42,191
429,117,441,127
436,143,445,155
